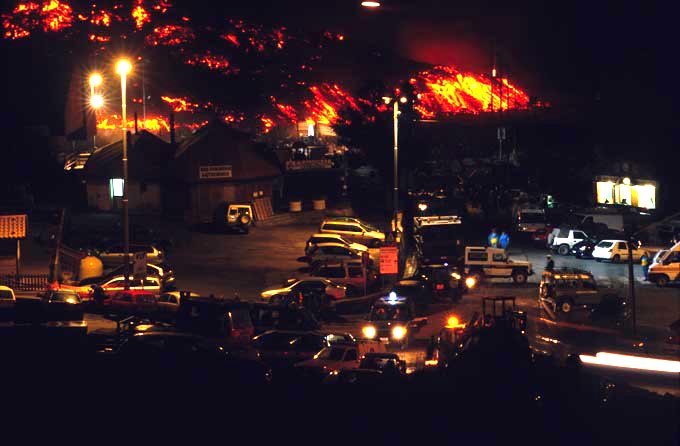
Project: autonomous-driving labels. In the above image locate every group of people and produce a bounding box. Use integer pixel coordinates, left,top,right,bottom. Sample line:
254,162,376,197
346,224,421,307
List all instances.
487,228,511,250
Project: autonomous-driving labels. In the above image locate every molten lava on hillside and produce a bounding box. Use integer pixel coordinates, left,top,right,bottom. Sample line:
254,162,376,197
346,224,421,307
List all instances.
412,66,530,117
2,0,535,138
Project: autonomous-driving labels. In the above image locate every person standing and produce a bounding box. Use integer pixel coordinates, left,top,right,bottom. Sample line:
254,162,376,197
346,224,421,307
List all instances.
488,228,499,248
545,254,555,272
640,253,649,281
499,231,510,250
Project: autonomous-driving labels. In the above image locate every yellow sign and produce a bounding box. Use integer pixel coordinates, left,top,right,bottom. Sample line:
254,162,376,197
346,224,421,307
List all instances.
0,214,27,239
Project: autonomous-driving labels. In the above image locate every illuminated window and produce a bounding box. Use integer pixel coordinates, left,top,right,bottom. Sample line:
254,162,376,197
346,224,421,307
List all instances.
596,181,614,204
110,178,124,197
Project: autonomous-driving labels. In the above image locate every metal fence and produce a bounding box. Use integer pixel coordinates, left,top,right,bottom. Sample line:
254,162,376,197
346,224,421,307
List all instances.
0,274,49,291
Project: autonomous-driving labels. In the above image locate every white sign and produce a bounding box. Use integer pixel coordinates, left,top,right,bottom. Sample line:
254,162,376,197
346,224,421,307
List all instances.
199,165,232,179
133,251,147,279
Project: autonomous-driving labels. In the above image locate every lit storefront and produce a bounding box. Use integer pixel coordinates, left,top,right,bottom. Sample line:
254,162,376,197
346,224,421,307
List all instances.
595,176,657,209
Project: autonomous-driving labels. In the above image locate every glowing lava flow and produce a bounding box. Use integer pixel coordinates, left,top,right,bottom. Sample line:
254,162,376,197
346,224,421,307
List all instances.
2,0,73,38
97,114,170,132
146,24,194,46
303,83,360,125
412,65,529,117
185,51,231,72
131,1,150,29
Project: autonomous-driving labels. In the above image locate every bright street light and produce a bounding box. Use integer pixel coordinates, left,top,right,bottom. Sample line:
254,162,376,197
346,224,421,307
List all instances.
399,96,408,104
361,1,381,7
89,73,103,88
116,59,132,76
89,94,104,109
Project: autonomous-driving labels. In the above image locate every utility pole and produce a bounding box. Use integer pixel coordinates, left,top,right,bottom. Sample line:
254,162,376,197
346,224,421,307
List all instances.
627,236,636,335
393,100,399,222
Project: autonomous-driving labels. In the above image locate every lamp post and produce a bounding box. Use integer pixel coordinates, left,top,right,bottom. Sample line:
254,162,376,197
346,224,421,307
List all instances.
116,59,132,290
382,95,408,235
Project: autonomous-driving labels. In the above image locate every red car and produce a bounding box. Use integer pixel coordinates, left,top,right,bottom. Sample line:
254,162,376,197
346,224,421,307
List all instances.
531,224,556,248
53,275,162,302
102,291,158,314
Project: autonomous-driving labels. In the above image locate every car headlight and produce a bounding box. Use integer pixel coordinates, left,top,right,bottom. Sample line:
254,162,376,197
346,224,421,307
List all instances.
362,325,376,339
451,272,461,280
392,325,407,340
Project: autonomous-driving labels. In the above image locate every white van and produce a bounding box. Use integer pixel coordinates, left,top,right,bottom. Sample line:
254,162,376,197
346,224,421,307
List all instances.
647,242,680,286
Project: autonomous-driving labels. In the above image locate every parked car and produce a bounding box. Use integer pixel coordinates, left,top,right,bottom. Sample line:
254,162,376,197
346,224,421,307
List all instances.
592,240,648,263
293,341,385,380
41,290,84,321
303,242,364,266
213,202,254,233
174,296,254,348
531,224,556,248
570,238,600,259
249,302,321,334
319,220,385,247
324,217,382,233
260,277,346,303
551,228,589,255
252,330,337,369
102,291,158,314
309,261,378,296
359,352,407,376
107,331,271,385
105,262,175,287
463,247,533,284
97,243,164,266
0,285,16,322
156,290,200,316
56,275,163,301
305,233,368,256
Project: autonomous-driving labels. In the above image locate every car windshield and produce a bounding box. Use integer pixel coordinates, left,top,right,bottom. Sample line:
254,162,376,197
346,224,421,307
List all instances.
50,291,81,303
597,241,614,248
317,347,346,360
418,224,463,241
0,289,13,300
370,305,411,322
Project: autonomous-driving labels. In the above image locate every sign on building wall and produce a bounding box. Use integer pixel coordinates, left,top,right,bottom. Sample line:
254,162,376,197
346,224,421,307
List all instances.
199,165,232,179
0,214,27,239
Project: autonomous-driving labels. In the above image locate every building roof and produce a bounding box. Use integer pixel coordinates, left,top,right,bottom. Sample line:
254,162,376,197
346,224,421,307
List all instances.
175,120,281,182
82,130,174,181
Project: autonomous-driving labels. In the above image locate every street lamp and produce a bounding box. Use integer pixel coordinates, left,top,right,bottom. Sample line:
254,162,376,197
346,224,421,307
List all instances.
116,58,132,290
361,1,381,7
382,95,408,235
89,93,104,110
89,72,102,97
